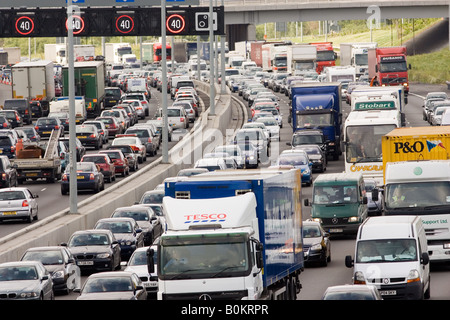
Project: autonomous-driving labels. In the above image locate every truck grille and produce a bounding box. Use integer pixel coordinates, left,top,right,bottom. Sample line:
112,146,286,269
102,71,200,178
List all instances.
175,191,190,199
163,290,248,300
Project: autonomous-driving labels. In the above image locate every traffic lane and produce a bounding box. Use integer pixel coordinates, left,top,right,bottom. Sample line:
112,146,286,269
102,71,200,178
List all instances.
0,89,166,237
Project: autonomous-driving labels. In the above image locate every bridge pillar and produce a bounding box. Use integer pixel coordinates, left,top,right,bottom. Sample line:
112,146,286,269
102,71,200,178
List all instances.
226,24,256,51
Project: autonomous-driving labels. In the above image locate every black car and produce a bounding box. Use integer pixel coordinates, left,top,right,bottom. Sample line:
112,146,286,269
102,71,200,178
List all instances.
76,124,103,149
104,87,123,108
137,189,164,204
0,135,16,159
0,110,22,128
59,137,86,161
48,112,70,132
94,217,145,261
0,115,11,129
0,155,17,187
302,220,331,267
3,98,32,125
62,229,121,273
34,117,64,138
21,127,41,142
20,246,81,295
293,144,327,173
30,101,46,118
111,206,163,246
288,130,329,158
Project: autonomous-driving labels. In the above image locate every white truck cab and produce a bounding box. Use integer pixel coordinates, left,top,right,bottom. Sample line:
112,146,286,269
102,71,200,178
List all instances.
345,215,431,300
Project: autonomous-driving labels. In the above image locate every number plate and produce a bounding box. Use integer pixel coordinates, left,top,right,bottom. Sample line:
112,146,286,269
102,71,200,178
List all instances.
26,173,38,177
144,282,158,288
77,176,85,180
3,211,17,215
380,290,396,296
77,261,94,266
329,228,343,233
78,136,87,139
43,131,51,134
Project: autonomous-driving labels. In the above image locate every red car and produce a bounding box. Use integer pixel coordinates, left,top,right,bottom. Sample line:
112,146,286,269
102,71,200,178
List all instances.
81,153,116,183
99,150,129,177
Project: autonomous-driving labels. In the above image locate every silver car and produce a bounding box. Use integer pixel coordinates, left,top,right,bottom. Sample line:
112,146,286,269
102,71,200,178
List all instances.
0,187,39,223
0,261,54,300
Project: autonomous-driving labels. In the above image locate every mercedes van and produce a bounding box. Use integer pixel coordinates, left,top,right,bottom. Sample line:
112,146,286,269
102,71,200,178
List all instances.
345,215,431,300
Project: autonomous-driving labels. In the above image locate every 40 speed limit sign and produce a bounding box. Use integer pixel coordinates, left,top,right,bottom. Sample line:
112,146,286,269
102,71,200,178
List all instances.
166,13,188,35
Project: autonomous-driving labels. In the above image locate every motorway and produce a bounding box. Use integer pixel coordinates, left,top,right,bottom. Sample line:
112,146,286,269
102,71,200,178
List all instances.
1,80,450,300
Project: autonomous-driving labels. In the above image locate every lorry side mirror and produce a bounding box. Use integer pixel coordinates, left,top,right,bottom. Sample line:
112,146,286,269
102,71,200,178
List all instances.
286,142,291,146
362,196,368,205
409,63,412,70
147,248,155,274
304,199,310,206
375,65,378,72
371,188,379,202
421,252,430,266
345,255,354,268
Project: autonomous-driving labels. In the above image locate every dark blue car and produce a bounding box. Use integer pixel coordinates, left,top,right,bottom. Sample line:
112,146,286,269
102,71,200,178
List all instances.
61,162,105,195
34,117,64,138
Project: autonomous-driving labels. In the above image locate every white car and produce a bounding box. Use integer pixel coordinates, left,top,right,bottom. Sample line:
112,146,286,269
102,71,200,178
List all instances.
255,116,280,141
0,187,39,223
156,106,189,129
194,158,228,171
124,245,158,296
213,144,246,169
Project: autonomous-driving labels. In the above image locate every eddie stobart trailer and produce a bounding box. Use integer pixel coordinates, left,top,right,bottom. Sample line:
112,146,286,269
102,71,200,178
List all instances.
152,168,304,300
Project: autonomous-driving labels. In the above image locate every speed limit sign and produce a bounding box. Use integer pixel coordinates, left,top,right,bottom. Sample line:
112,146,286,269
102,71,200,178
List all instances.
15,16,35,36
166,13,187,35
65,15,86,35
115,14,136,35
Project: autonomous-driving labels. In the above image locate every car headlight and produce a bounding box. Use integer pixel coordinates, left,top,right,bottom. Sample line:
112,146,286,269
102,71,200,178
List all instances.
354,271,366,284
311,243,322,251
303,168,310,174
312,217,322,223
52,271,65,279
348,216,359,223
407,270,421,283
19,292,39,298
96,253,111,259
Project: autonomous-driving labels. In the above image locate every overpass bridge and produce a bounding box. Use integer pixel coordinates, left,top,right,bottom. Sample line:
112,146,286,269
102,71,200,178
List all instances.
198,0,450,49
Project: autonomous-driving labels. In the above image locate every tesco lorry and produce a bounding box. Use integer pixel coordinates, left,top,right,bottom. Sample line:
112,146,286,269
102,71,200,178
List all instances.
151,168,304,300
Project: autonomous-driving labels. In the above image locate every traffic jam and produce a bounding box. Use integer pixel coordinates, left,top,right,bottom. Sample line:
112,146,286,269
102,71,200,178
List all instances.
0,35,447,303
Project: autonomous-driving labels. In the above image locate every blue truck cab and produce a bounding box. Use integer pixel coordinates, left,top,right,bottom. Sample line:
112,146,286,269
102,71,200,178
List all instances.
289,82,342,160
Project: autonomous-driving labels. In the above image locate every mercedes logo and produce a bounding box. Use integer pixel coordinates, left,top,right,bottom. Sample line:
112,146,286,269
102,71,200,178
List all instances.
199,294,212,300
332,218,338,224
383,278,390,284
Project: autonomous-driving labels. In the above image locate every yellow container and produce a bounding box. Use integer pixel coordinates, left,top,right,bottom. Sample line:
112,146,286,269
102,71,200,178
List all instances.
382,126,450,171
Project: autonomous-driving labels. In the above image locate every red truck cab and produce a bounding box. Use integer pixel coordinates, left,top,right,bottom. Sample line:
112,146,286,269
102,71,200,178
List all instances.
309,42,336,74
368,46,410,95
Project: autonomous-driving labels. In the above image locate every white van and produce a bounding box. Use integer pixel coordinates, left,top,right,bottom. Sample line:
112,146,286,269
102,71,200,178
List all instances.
50,96,86,124
127,78,148,94
345,215,430,300
440,108,450,126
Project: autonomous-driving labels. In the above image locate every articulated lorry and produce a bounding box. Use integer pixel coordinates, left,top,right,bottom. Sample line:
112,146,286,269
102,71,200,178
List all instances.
62,61,105,118
309,42,336,74
340,42,377,78
262,43,288,73
11,60,55,121
153,168,304,300
286,44,317,76
12,129,62,184
289,82,342,160
368,46,410,96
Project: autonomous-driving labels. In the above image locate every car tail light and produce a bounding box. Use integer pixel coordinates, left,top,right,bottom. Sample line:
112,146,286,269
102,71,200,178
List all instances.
16,116,20,121
90,173,95,180
62,174,68,181
147,137,152,143
1,173,6,180
55,125,60,130
60,154,65,160
180,118,184,122
10,146,15,153
22,200,29,207
35,126,39,130
89,134,96,138
189,110,193,113
2,123,7,128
